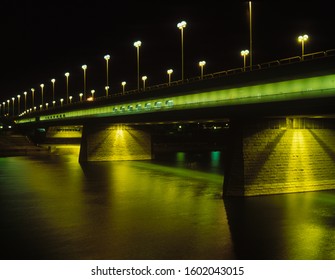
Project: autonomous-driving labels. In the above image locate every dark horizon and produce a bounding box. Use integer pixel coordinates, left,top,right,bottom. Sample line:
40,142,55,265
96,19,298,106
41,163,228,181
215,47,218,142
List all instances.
2,1,335,104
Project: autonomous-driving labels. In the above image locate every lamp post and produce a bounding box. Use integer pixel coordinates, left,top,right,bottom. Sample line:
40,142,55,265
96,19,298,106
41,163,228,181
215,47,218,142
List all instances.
91,89,95,100
167,69,173,85
298,34,308,60
142,76,147,91
104,54,110,95
40,83,44,109
241,49,249,71
51,78,56,102
31,88,35,109
60,98,64,106
7,100,10,115
134,41,142,91
17,95,21,115
23,91,27,112
46,103,49,109
69,96,73,104
198,61,206,79
105,86,109,97
82,65,87,100
79,93,83,102
177,20,187,81
12,97,15,116
249,1,253,68
121,81,126,94
65,72,70,104
52,100,56,107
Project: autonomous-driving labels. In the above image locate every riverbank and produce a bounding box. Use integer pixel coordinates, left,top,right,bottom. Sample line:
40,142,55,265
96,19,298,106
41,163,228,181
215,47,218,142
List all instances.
0,132,49,157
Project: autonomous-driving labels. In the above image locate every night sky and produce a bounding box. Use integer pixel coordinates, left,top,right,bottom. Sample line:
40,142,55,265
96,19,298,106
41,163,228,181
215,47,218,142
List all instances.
1,1,335,106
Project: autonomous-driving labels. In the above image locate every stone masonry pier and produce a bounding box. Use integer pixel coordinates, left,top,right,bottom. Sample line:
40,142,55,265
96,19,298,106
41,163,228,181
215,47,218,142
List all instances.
223,118,335,196
79,124,152,162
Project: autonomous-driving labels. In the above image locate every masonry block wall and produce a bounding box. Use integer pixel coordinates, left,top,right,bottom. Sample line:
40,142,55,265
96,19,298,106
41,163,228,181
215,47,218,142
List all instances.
46,126,83,138
224,118,335,196
79,124,152,162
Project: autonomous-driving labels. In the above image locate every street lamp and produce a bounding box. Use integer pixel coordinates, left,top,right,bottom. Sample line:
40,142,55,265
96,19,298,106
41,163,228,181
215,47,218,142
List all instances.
134,40,141,91
79,93,83,102
142,76,147,91
298,34,308,60
167,69,173,85
12,97,15,116
241,49,249,71
45,103,49,109
7,100,10,115
52,100,56,107
17,95,21,115
82,65,87,99
121,81,126,94
31,88,35,109
105,86,109,97
51,78,56,102
23,91,27,112
69,96,73,104
91,89,95,100
60,98,64,106
40,83,44,109
104,54,110,95
198,61,206,79
65,72,70,104
249,1,253,68
177,20,187,81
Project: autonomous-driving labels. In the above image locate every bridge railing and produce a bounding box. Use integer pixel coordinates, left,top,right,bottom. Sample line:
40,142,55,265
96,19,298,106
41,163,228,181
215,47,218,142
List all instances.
106,49,335,99
16,48,335,119
106,49,335,97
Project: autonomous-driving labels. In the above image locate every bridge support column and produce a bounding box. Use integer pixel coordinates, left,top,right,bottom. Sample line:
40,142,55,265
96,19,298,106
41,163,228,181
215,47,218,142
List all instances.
223,118,335,196
79,124,152,162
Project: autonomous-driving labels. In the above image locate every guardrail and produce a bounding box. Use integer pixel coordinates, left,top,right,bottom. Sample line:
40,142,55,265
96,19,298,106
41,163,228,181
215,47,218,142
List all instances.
125,49,335,95
16,48,335,119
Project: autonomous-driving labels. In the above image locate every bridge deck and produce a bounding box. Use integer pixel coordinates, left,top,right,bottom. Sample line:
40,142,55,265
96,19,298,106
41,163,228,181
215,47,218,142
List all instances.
15,53,335,126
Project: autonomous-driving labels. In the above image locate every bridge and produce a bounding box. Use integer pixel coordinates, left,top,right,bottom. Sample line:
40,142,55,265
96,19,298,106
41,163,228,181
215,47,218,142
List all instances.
11,50,335,197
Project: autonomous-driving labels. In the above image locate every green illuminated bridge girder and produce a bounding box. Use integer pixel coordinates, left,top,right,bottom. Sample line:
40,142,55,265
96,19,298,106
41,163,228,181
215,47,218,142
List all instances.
15,56,335,125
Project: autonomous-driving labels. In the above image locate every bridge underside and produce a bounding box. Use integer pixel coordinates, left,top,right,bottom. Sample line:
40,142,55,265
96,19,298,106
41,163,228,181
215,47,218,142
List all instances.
41,117,335,196
79,124,152,162
223,118,335,196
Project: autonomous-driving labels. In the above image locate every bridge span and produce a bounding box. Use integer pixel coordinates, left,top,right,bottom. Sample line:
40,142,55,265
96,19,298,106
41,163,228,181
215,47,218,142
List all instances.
12,53,335,197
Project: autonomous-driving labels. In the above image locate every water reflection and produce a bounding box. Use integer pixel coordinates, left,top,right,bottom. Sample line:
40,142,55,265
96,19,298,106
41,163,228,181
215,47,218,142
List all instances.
224,192,335,260
0,153,233,260
0,152,334,260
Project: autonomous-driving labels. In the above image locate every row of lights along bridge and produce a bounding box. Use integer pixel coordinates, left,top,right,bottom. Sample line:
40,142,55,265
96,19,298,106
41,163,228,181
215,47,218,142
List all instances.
0,19,309,118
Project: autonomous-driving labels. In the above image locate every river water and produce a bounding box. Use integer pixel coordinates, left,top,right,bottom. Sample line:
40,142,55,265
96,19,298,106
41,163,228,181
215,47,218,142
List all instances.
0,149,334,260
